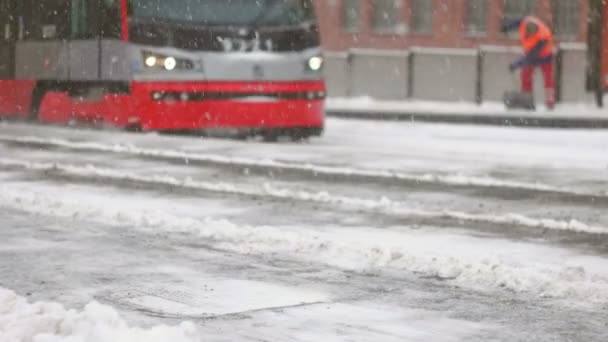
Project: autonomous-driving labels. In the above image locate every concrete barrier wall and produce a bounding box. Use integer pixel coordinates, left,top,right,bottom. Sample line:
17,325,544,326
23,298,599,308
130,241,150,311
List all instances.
323,52,350,98
322,45,591,103
410,48,478,102
480,46,521,102
559,44,592,103
349,49,409,100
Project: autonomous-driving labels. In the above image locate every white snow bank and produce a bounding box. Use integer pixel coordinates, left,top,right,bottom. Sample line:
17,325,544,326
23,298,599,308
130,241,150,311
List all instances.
326,96,608,118
328,97,505,114
2,181,608,305
1,158,606,235
0,135,601,198
0,288,202,342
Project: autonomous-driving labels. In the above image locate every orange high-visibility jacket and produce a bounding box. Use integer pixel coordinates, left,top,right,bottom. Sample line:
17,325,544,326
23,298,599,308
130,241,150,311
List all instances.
519,16,555,58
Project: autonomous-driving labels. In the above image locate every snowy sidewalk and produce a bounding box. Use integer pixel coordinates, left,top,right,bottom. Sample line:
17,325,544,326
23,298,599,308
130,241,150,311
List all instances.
326,97,608,128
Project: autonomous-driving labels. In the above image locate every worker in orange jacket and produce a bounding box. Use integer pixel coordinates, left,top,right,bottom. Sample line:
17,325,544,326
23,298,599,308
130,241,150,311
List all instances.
501,16,556,109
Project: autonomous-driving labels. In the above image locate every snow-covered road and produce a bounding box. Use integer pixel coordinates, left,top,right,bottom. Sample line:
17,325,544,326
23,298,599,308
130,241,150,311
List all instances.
0,119,607,341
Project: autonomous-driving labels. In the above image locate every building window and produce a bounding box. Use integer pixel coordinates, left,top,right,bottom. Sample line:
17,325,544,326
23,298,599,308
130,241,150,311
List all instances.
552,0,579,39
342,0,361,32
411,0,433,34
503,0,536,18
372,0,404,33
503,0,535,37
466,0,488,35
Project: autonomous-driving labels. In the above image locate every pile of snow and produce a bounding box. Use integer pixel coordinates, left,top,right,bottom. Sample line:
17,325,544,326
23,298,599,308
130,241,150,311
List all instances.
2,182,608,305
2,158,607,235
0,288,202,342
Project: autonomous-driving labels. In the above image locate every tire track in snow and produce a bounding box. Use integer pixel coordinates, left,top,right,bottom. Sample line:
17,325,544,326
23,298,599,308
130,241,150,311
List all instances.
1,178,608,305
1,157,607,235
0,134,603,201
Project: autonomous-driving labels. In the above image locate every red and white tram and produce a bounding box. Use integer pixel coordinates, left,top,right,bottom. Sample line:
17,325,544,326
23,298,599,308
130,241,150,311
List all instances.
0,0,325,138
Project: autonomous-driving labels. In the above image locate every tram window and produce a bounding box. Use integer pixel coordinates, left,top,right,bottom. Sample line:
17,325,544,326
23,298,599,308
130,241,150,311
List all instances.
22,0,70,40
71,0,100,39
70,0,120,39
0,1,11,82
1,0,11,41
100,0,121,39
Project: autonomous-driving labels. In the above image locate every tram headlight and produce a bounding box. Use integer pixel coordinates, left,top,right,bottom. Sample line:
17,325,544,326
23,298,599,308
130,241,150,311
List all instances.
306,56,323,71
144,55,157,68
141,51,194,71
164,57,177,71
142,52,163,69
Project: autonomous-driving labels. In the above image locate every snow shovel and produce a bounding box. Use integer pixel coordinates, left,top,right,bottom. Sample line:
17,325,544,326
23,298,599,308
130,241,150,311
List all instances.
503,73,535,111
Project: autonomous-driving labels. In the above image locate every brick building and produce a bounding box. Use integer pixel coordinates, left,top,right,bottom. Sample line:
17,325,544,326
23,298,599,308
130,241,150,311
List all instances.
314,0,588,51
314,0,593,104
